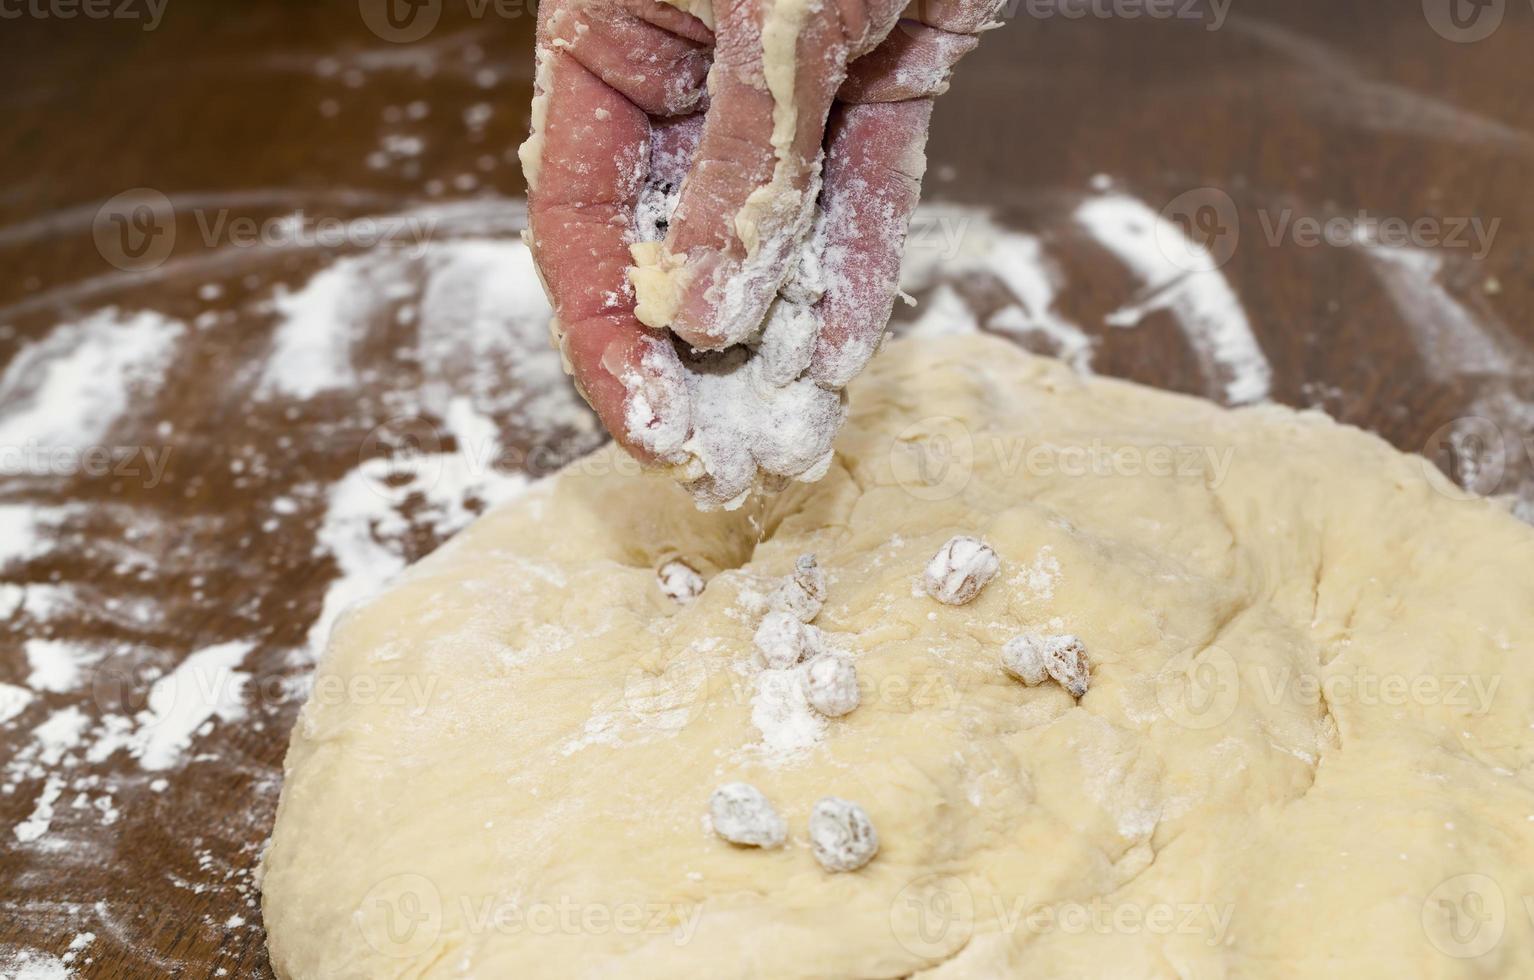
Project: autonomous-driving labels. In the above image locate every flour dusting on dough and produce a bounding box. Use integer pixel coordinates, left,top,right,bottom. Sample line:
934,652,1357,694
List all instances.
748,667,828,759
267,335,1534,978
1012,546,1062,601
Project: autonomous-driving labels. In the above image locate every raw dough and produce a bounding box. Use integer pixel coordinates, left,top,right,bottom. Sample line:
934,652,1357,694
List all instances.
263,334,1534,978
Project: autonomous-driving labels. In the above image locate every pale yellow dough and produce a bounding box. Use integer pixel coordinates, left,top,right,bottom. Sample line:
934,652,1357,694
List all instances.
627,242,692,331
263,335,1534,979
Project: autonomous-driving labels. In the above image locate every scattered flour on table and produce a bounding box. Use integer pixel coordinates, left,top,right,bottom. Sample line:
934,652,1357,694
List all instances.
4,639,256,837
1358,239,1534,516
1361,243,1518,381
257,233,596,660
133,640,255,772
306,407,531,662
899,205,1094,373
0,950,73,980
904,283,976,338
0,504,68,564
13,773,67,844
257,257,385,398
1074,194,1271,404
0,310,184,459
0,682,34,723
61,933,95,968
22,640,99,694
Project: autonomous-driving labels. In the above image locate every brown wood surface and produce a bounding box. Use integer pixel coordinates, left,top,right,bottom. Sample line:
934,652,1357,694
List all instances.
1,1,1532,976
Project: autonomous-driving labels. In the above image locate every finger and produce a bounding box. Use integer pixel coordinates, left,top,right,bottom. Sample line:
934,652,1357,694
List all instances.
548,0,712,117
635,0,908,350
838,20,979,103
650,112,706,188
900,0,1008,34
621,0,714,43
524,45,693,463
561,315,692,466
807,98,935,388
806,0,995,385
841,0,1001,102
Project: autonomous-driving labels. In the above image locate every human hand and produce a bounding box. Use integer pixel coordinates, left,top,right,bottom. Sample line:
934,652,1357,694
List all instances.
521,0,1002,507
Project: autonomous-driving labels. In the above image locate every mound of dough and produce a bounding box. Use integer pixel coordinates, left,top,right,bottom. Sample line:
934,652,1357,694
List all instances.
263,335,1534,978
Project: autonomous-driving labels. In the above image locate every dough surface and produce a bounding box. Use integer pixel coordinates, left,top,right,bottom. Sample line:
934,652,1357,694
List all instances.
263,335,1534,979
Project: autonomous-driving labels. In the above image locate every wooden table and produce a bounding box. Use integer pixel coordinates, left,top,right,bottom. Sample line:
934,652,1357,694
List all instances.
1,1,1530,975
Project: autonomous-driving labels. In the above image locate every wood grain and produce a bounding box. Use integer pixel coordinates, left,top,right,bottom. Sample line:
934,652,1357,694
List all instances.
0,1,1530,976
